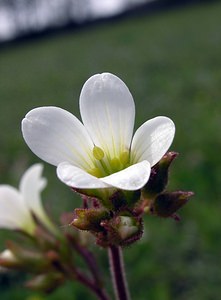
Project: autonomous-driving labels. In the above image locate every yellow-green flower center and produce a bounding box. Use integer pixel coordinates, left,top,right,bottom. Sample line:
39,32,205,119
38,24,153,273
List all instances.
87,146,130,178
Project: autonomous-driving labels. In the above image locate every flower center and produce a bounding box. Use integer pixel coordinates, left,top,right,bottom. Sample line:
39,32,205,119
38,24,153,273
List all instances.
87,146,130,178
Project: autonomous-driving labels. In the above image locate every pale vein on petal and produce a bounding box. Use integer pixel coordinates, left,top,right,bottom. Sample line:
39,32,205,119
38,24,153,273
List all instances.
80,73,135,159
22,106,95,169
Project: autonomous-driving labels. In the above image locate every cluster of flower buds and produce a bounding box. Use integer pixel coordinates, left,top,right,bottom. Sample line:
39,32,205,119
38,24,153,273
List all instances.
0,221,66,293
0,165,107,296
0,161,193,297
72,204,143,248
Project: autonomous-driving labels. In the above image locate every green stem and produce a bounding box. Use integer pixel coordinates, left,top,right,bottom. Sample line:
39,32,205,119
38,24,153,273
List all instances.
108,246,131,300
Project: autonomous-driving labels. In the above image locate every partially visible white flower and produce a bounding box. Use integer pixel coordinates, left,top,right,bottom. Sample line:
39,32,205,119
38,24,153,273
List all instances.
22,73,175,192
0,249,19,270
0,249,17,263
0,249,15,260
0,164,54,235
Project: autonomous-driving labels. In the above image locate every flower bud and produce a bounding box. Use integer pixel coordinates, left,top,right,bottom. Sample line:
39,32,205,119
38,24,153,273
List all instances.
34,222,59,250
117,216,140,240
152,191,194,218
0,249,21,269
25,273,64,293
98,213,143,247
143,152,178,198
71,208,110,231
5,241,50,272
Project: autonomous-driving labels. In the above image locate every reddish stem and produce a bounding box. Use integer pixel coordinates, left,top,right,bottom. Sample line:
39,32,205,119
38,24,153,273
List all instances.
108,246,131,300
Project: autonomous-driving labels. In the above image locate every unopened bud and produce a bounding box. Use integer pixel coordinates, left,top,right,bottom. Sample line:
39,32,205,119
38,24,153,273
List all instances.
25,273,64,293
6,241,50,272
71,208,110,232
117,216,139,240
143,152,178,197
153,191,194,217
98,213,143,247
34,223,58,250
0,249,21,269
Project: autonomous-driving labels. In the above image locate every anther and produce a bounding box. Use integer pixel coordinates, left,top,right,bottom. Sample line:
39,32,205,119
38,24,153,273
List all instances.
93,146,105,160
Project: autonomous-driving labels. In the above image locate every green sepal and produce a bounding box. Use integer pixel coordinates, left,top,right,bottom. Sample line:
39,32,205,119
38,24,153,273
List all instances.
109,190,141,211
71,208,110,232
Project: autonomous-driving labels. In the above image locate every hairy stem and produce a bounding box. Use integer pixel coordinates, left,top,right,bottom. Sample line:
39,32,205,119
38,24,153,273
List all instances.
74,268,110,300
108,246,131,300
65,235,110,299
61,263,110,300
72,239,103,287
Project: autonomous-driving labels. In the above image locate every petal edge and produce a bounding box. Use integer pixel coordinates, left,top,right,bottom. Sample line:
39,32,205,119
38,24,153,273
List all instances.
57,162,111,189
100,160,151,191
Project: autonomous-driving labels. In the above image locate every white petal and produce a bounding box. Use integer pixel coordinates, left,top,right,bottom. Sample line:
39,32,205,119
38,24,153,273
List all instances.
19,164,46,215
20,164,58,234
0,185,33,230
22,106,95,170
80,73,135,158
0,249,16,260
57,162,111,189
100,161,151,191
131,116,175,166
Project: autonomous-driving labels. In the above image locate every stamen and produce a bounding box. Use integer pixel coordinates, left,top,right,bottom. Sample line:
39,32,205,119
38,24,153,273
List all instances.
90,148,130,177
93,146,104,160
110,158,121,172
120,151,130,165
88,167,103,178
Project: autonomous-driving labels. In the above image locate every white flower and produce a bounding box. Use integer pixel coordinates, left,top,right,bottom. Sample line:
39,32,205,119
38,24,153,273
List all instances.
0,164,53,235
0,249,18,263
22,73,175,192
0,249,19,271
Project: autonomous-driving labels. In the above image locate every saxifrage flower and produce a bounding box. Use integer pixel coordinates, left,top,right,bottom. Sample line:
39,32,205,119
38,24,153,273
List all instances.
22,73,175,191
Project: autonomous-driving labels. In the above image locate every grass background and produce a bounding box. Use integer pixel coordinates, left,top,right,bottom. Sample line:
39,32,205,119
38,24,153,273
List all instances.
0,1,221,299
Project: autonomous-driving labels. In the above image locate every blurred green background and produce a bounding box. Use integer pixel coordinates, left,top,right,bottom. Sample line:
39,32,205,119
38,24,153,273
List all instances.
0,1,221,299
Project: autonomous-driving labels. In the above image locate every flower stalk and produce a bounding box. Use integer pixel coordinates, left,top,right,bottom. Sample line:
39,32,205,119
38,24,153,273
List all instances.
108,246,131,300
67,234,104,289
64,266,110,300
